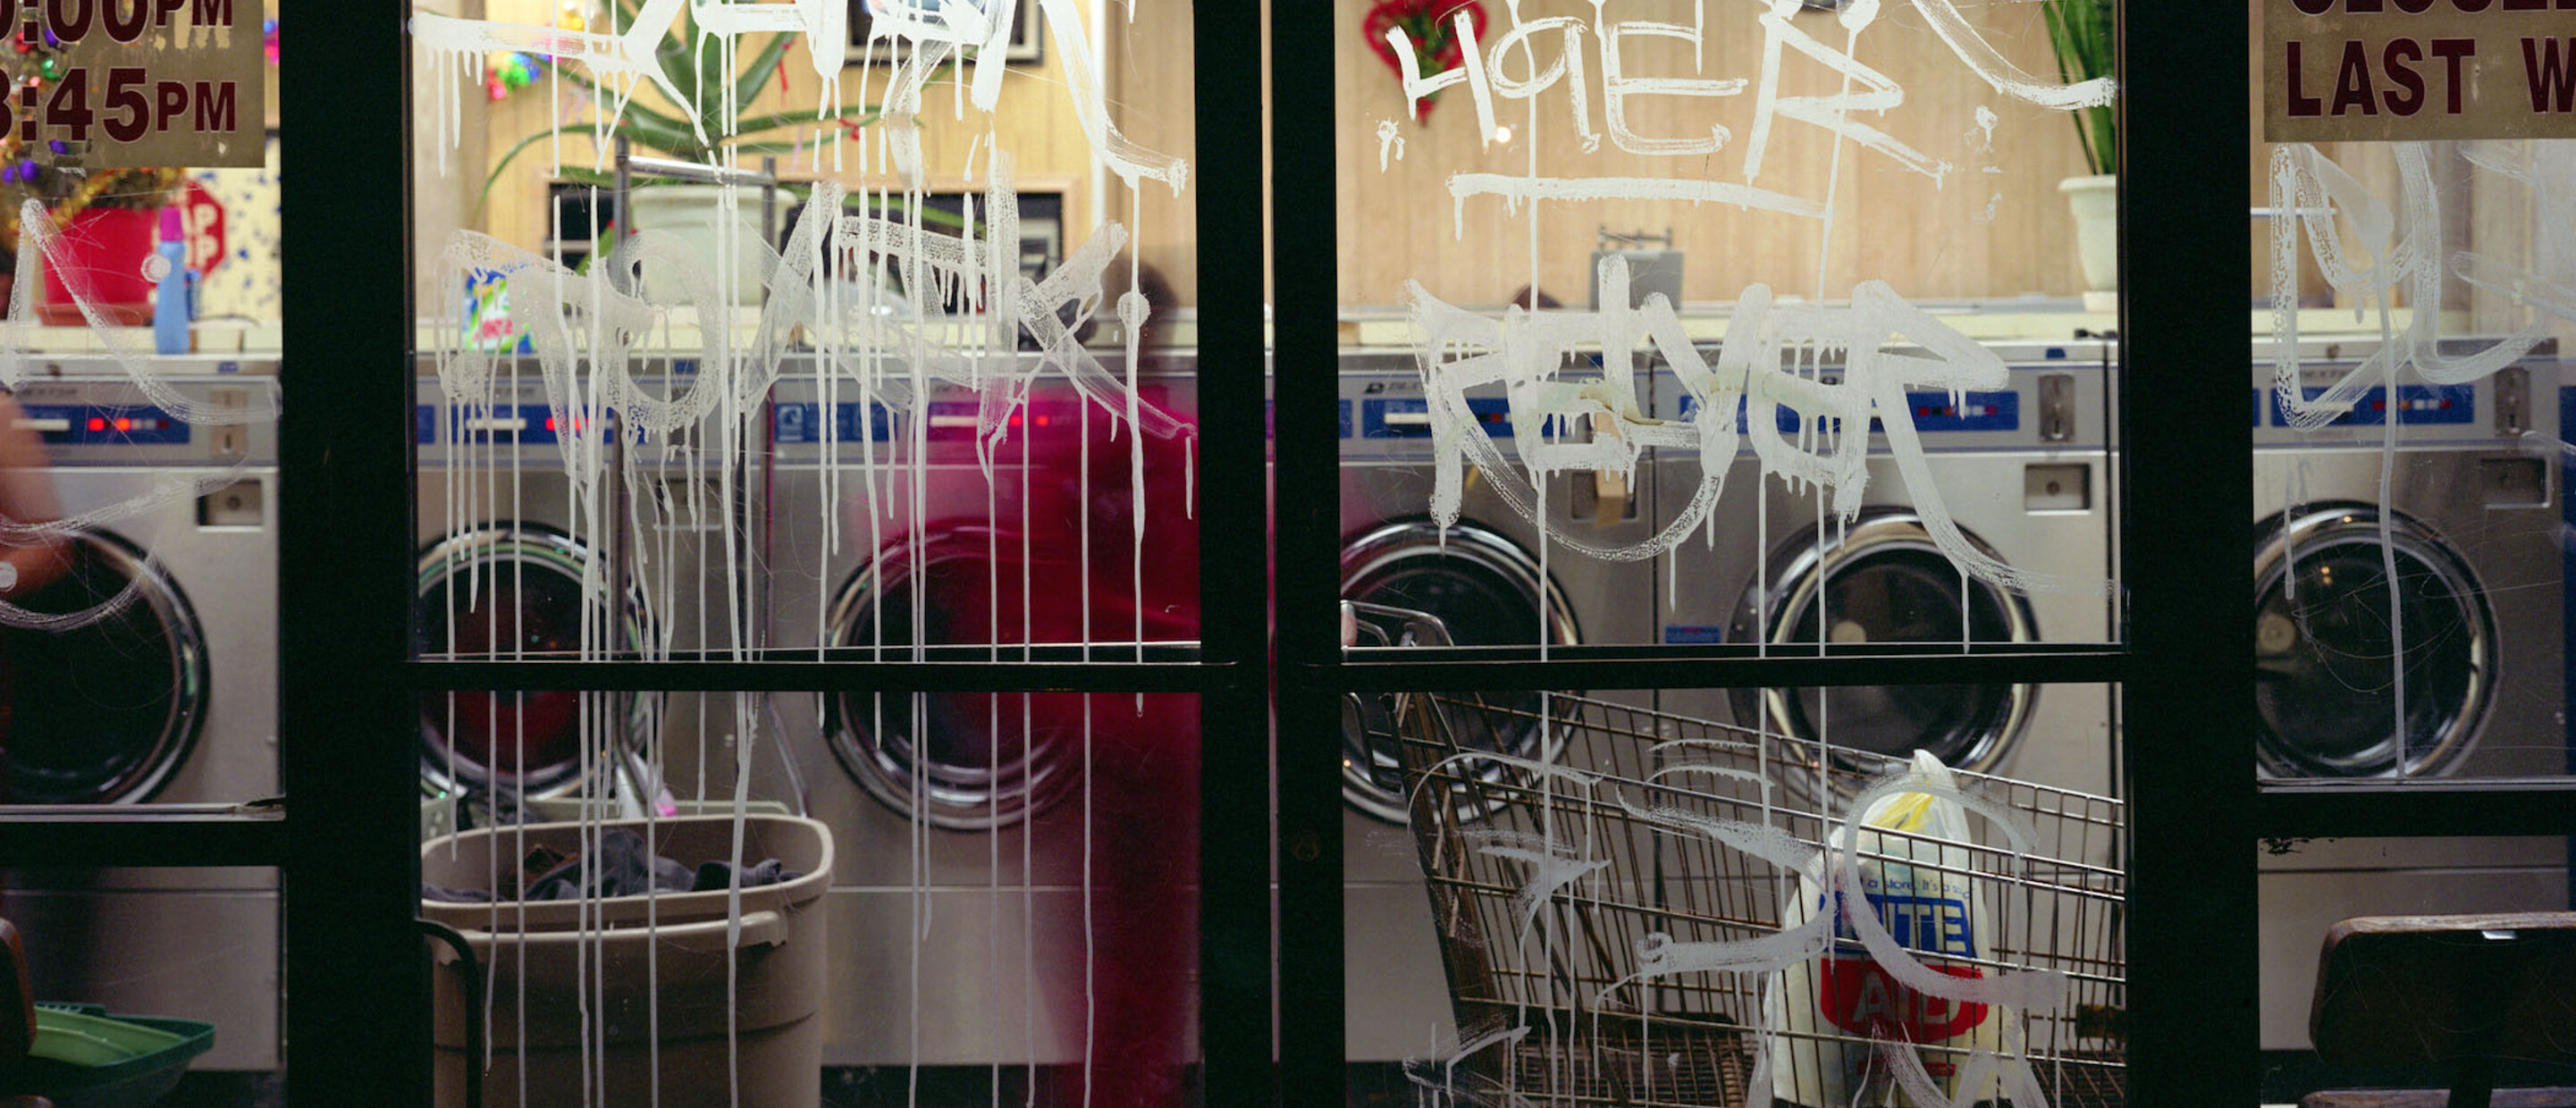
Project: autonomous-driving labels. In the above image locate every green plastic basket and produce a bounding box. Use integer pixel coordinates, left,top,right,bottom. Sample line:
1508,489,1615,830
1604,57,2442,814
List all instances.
0,1003,215,1108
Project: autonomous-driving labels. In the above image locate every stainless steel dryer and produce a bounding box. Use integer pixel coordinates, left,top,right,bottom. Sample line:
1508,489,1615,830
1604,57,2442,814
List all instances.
415,367,715,811
0,365,282,1070
1647,342,2120,804
1334,351,1664,1060
763,359,1202,1065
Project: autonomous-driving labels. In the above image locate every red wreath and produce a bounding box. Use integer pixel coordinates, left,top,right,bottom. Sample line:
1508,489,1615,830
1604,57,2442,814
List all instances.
1363,0,1488,121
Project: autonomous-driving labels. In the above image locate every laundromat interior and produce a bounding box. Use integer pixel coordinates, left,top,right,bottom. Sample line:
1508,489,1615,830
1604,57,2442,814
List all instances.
0,0,2572,1105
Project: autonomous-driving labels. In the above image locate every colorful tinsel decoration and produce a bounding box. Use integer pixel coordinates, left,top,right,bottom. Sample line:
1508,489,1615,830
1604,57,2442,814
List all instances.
263,19,278,66
0,14,184,251
484,51,541,102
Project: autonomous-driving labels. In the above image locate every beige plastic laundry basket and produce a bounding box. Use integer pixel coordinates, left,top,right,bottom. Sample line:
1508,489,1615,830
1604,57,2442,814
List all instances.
421,814,834,1108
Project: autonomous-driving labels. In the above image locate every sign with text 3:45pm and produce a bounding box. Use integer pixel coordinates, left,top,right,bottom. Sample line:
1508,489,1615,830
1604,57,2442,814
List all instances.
15,0,263,167
2266,0,2576,141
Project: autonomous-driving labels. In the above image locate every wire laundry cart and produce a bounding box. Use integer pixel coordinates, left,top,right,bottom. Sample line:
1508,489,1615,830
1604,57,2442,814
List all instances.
1358,676,2127,1108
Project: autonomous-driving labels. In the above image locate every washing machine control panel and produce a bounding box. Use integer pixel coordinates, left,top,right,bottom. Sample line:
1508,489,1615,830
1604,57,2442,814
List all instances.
1338,373,1527,460
9,376,277,465
766,368,1198,466
1646,360,2107,454
2252,358,2556,444
1666,389,2021,435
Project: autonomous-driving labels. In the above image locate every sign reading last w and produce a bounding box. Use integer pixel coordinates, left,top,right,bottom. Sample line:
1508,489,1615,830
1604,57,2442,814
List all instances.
2266,0,2576,141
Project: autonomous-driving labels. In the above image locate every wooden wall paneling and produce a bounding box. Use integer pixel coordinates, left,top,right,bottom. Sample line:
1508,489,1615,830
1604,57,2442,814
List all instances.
415,0,489,298
1331,0,2091,311
1103,0,1201,304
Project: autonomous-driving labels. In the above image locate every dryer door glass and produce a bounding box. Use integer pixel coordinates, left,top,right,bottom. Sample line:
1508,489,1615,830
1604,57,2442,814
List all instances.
1775,547,2018,766
2253,508,2494,778
825,539,1081,830
1730,516,2040,778
1337,521,1577,822
415,526,652,800
0,531,206,803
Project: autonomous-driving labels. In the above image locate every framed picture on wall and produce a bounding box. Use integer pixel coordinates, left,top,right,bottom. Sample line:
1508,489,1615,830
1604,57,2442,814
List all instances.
846,0,1042,67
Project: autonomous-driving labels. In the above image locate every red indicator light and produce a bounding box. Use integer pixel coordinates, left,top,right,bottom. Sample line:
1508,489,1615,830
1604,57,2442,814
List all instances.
113,417,130,432
543,416,557,432
86,416,104,432
1008,414,1022,427
1035,415,1051,428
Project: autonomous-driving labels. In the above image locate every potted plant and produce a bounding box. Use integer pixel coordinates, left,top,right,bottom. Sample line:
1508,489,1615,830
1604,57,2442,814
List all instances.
2043,0,2115,300
481,0,886,302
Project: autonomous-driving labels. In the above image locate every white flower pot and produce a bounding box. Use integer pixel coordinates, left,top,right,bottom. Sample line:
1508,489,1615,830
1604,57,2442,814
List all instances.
625,183,771,306
2058,173,2117,297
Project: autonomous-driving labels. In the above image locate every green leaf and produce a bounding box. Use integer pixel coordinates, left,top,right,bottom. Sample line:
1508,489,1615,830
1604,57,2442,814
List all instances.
475,122,612,221
728,31,798,132
653,14,702,123
541,58,697,145
723,103,881,142
2040,0,2116,175
693,15,728,146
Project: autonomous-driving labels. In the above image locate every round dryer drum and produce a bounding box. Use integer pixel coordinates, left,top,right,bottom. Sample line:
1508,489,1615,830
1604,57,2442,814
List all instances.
0,529,207,804
822,530,1080,831
1338,519,1578,823
2252,503,2496,778
415,523,654,801
1730,511,2038,785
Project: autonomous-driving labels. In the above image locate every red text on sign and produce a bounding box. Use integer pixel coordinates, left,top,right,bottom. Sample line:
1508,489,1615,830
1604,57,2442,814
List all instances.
2285,37,2475,115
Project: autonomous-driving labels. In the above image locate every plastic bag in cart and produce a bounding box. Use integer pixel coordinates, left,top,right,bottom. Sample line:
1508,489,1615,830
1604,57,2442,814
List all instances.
1767,751,2015,1108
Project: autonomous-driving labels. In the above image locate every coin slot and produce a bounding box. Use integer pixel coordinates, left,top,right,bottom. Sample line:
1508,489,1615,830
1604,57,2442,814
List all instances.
2479,457,2546,509
2024,463,2090,513
198,480,263,528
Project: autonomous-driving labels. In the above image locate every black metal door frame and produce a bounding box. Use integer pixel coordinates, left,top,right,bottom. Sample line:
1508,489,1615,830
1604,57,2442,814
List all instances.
0,2,2539,1105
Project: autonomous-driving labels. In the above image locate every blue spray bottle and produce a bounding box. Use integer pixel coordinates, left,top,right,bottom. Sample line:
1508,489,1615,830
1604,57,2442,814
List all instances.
152,206,188,355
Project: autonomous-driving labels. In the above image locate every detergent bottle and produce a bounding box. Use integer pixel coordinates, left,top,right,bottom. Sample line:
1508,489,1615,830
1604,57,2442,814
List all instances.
152,206,189,355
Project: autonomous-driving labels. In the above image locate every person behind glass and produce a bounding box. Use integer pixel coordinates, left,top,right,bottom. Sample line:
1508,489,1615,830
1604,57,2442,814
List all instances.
913,257,1199,1105
0,392,75,800
1048,256,1192,1108
1028,256,1176,354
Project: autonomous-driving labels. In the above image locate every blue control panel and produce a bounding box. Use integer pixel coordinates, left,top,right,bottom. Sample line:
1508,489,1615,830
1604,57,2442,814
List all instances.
1677,390,2019,433
2269,384,2474,426
20,404,189,445
1360,397,1513,439
415,404,574,444
773,401,897,444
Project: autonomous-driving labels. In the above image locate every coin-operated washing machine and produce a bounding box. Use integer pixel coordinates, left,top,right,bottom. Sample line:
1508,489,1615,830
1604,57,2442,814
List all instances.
415,368,707,813
1649,342,2120,806
0,366,283,1070
763,357,1201,1065
2250,348,2570,1050
2249,351,2562,780
1334,349,1665,1059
